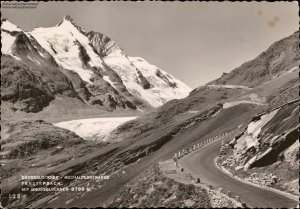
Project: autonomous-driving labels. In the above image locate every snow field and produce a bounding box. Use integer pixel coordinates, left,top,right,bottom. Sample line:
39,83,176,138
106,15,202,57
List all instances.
54,117,137,141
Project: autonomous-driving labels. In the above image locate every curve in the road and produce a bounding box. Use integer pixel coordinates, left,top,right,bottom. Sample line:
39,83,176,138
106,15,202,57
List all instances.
179,138,298,208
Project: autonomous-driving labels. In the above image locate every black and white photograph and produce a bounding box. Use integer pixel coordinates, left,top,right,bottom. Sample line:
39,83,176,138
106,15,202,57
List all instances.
1,1,299,208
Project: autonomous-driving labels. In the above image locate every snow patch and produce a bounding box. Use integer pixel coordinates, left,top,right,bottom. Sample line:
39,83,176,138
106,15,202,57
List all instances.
35,60,41,65
223,93,266,108
1,20,22,32
188,110,199,114
37,51,45,58
54,117,137,141
207,84,252,90
11,55,21,61
1,31,16,55
103,76,117,89
137,108,144,112
288,66,299,73
27,56,40,65
223,100,263,108
273,66,299,78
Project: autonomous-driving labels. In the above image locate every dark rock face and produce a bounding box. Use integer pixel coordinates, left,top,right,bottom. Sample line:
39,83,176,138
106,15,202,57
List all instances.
1,54,80,112
252,128,299,168
58,68,92,101
87,31,121,57
76,40,91,66
156,69,178,88
11,33,35,55
136,68,151,89
2,58,48,112
83,34,140,109
87,76,137,110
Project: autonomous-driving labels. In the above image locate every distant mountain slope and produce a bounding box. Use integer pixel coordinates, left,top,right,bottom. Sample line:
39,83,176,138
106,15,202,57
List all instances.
208,31,299,87
1,16,191,113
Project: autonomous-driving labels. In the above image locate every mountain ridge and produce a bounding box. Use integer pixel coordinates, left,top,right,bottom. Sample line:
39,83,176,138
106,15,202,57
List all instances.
1,16,191,113
207,31,299,88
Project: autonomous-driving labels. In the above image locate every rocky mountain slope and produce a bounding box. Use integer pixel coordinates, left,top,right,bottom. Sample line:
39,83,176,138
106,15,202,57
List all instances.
220,100,299,171
1,120,83,160
219,99,299,195
1,16,191,113
207,31,299,87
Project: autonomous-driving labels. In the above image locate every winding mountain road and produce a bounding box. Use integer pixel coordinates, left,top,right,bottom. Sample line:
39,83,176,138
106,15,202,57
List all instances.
179,138,298,208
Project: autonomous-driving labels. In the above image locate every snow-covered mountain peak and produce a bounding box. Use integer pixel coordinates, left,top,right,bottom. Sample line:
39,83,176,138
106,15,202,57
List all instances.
63,15,73,22
57,15,75,26
30,17,105,83
2,17,192,111
56,15,86,34
1,19,22,32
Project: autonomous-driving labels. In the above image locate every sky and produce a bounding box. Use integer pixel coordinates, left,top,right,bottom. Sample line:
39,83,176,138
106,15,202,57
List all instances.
1,1,299,88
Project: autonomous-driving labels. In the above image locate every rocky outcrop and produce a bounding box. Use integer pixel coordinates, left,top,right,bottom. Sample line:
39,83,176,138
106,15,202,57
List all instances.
244,172,281,187
218,100,299,195
227,101,299,170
